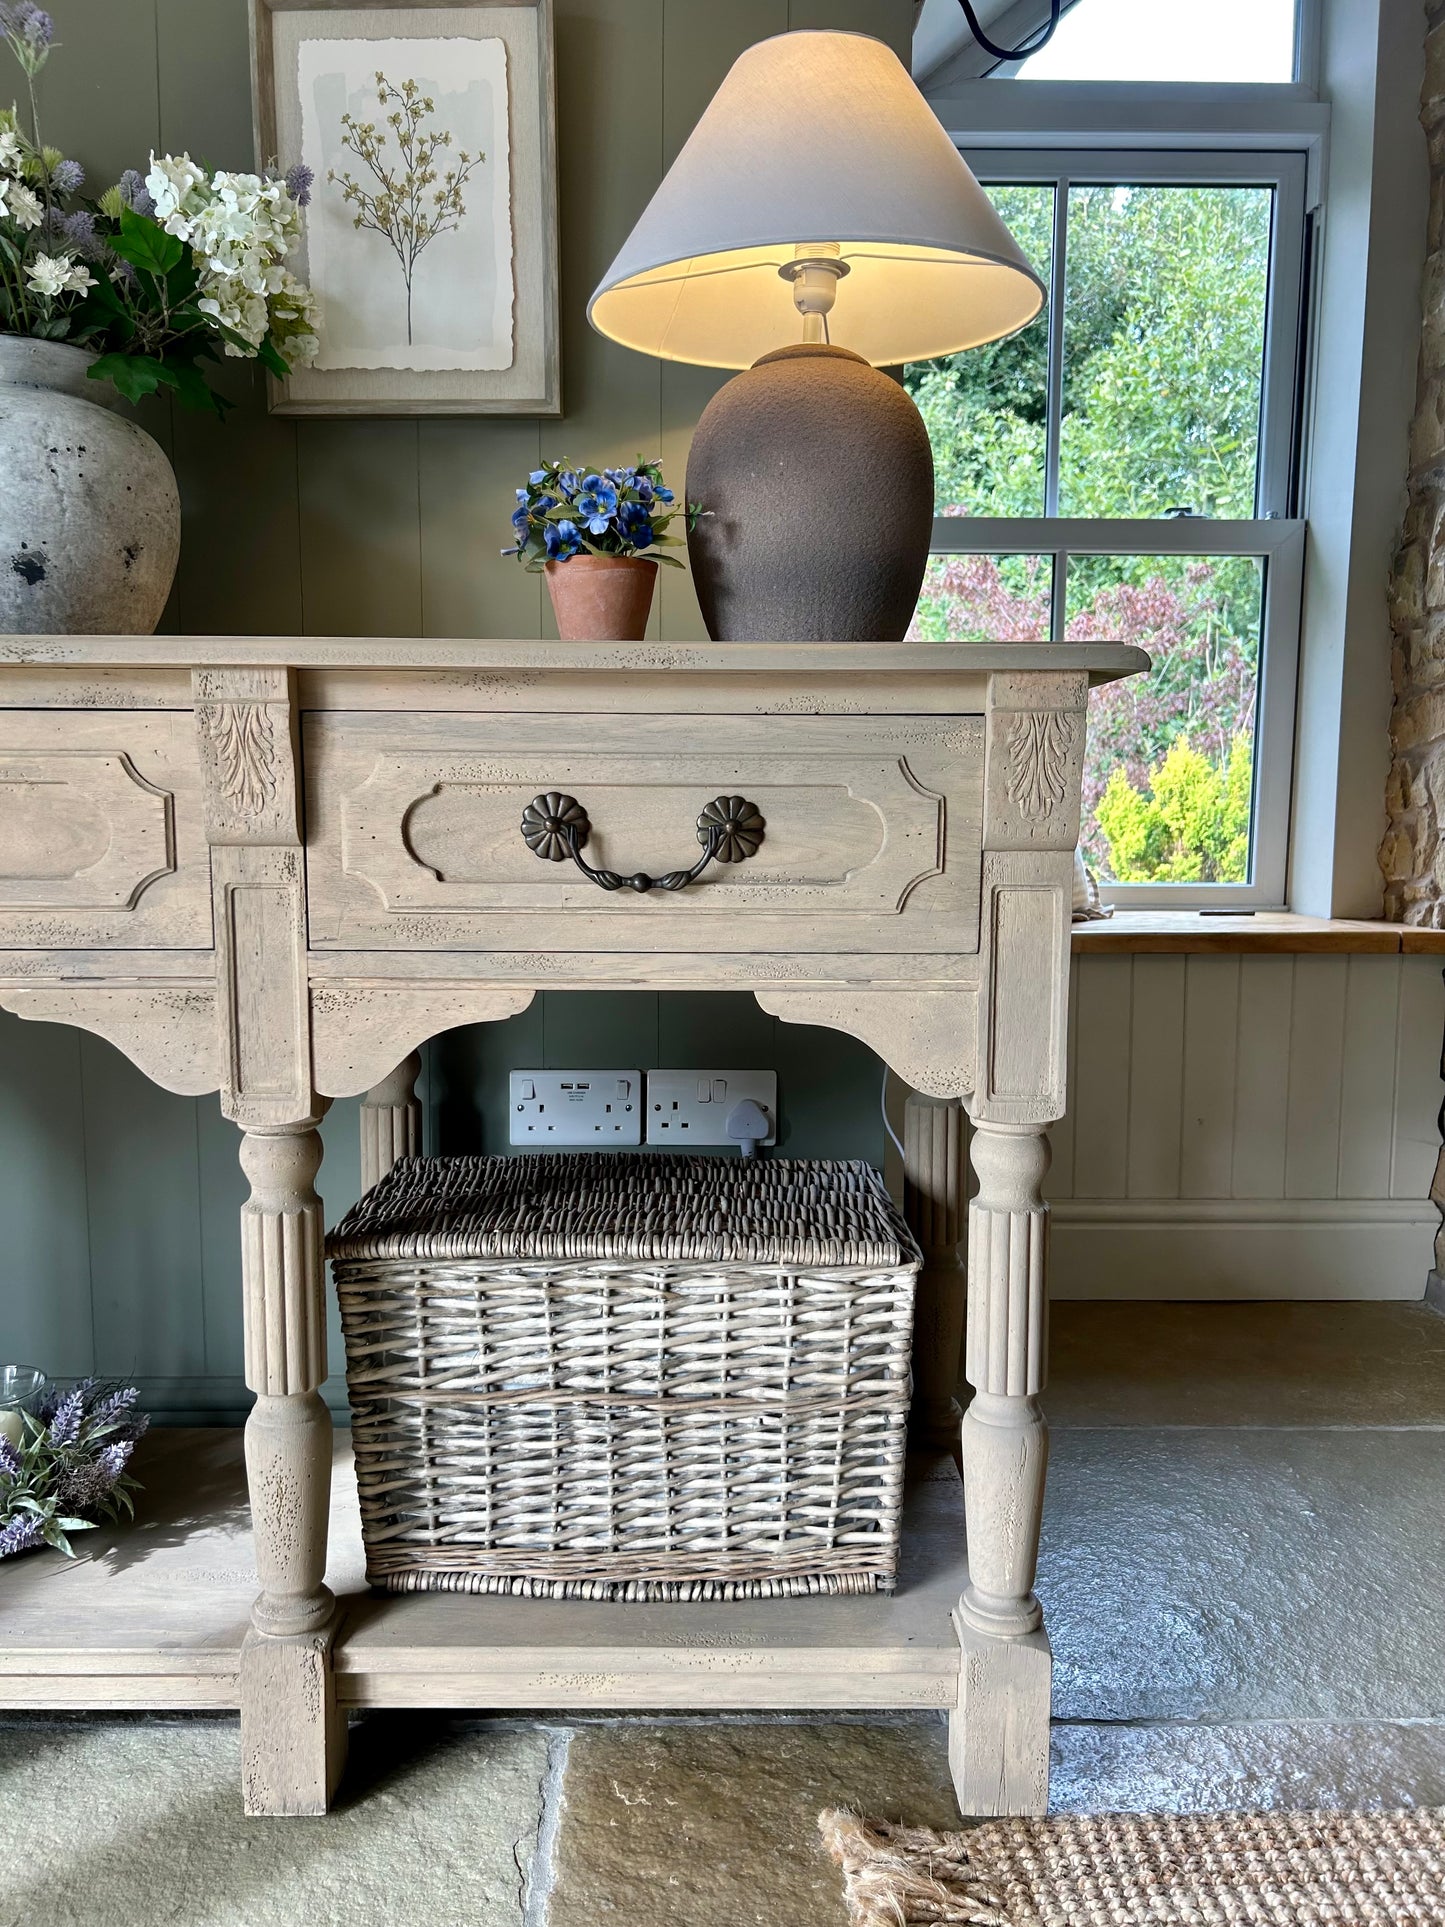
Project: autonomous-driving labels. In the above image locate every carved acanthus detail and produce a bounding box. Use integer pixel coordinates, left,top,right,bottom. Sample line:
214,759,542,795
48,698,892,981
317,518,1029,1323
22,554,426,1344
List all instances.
1003,711,1078,820
200,702,278,819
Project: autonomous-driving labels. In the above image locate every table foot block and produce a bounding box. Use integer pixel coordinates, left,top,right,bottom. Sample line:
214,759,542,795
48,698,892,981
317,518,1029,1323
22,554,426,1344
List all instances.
948,1612,1051,1818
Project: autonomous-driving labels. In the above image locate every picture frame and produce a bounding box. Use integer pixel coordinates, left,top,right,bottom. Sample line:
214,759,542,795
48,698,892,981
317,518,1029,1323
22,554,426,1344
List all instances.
248,0,560,416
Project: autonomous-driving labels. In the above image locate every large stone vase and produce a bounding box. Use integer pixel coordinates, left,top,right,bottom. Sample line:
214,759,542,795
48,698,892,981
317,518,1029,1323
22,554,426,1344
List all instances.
0,335,180,634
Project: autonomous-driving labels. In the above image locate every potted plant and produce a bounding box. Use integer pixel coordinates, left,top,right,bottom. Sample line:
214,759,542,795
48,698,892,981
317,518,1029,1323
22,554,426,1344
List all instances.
0,3,319,634
505,457,701,641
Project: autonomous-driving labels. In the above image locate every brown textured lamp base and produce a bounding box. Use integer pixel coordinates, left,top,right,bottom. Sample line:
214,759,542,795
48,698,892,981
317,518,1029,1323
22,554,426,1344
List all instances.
685,343,935,643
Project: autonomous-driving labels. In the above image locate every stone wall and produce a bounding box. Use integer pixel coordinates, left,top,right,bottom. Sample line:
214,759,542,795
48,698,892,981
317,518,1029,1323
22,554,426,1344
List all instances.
1383,2,1445,926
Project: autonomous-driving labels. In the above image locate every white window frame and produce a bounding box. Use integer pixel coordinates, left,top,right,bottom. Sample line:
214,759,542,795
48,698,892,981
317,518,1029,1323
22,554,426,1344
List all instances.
916,125,1317,906
929,517,1304,908
923,1,1426,920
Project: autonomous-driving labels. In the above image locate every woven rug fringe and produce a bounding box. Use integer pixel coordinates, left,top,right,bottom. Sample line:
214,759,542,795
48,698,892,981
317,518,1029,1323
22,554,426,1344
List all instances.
818,1811,1015,1927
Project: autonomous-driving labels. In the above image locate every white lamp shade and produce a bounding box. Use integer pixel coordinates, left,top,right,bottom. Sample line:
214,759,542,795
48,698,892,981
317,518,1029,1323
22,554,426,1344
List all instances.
588,30,1045,371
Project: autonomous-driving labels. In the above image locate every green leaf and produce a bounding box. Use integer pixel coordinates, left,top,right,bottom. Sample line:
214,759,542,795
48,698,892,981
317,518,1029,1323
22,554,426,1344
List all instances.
164,253,199,304
111,206,184,276
86,352,170,404
254,334,289,378
164,357,229,416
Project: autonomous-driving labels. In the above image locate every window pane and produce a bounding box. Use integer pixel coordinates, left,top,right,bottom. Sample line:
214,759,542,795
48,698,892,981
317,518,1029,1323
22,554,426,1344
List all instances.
910,553,1053,640
904,185,1053,518
1012,0,1296,84
1069,553,1264,885
1058,184,1271,519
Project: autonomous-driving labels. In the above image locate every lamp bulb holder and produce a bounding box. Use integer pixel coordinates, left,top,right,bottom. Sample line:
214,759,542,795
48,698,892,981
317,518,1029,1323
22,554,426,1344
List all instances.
779,254,849,315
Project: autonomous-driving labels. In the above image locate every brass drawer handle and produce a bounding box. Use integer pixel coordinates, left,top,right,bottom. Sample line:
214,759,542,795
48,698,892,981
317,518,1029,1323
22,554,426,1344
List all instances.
520,792,765,894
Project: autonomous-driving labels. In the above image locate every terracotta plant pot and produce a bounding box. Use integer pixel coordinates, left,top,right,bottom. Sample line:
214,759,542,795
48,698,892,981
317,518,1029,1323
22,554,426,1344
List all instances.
545,554,657,641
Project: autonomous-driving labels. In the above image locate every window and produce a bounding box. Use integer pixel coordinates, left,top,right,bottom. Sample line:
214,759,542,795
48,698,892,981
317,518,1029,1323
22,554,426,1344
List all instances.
1009,0,1299,86
906,148,1308,906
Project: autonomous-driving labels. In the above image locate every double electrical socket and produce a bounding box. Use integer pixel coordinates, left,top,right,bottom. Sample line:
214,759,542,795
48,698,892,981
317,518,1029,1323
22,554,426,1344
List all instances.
509,1070,641,1144
507,1069,777,1148
645,1069,777,1148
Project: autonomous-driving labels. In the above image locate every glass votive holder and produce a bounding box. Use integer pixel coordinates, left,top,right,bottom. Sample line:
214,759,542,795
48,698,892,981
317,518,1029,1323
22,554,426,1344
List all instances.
0,1366,45,1450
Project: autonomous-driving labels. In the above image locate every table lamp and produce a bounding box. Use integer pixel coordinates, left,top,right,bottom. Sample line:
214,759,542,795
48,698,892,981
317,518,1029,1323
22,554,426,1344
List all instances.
588,30,1044,642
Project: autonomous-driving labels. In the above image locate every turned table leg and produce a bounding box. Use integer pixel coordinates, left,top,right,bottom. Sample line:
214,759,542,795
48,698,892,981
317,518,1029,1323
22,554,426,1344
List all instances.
903,1091,968,1448
950,1117,1052,1817
238,1111,347,1817
360,1051,421,1192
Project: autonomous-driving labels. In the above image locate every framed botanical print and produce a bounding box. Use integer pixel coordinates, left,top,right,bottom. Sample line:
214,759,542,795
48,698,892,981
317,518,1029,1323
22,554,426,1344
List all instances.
249,0,559,415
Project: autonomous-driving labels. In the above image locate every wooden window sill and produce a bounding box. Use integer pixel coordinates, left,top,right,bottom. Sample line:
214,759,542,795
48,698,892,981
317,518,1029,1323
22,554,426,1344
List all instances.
1070,912,1445,955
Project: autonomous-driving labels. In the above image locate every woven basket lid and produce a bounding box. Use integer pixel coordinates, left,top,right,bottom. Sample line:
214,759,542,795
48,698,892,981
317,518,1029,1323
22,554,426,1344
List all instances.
326,1153,918,1269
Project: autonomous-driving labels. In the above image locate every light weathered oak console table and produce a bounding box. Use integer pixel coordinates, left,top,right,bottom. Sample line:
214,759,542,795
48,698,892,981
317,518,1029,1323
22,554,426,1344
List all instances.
0,635,1145,1817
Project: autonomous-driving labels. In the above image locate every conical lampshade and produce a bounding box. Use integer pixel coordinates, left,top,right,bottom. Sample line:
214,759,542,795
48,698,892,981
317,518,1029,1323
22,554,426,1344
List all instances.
588,29,1044,371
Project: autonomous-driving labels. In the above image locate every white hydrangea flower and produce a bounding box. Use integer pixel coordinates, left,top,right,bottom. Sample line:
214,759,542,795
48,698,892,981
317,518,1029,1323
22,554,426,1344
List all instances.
25,251,89,298
138,156,319,361
7,180,42,230
268,269,321,364
0,128,21,175
145,151,208,240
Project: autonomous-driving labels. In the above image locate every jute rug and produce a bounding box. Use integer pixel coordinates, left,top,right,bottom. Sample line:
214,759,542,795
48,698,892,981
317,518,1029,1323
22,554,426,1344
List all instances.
818,1806,1445,1925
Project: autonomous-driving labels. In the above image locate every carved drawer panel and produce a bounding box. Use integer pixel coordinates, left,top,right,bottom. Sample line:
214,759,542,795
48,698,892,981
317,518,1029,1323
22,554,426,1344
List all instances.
304,712,984,955
0,712,210,949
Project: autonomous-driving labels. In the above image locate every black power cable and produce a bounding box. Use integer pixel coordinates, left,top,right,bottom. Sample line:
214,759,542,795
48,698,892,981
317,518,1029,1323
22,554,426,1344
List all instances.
956,0,1063,63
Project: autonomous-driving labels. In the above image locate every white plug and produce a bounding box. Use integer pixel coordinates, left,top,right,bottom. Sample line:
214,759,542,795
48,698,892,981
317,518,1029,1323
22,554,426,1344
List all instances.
726,1097,772,1159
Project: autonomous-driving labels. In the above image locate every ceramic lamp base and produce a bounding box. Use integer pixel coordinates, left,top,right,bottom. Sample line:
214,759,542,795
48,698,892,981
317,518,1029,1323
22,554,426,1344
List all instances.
685,343,934,642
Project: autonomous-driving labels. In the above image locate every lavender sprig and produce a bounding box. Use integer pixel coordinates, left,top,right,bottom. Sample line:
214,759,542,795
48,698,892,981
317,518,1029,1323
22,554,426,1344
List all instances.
0,1377,147,1559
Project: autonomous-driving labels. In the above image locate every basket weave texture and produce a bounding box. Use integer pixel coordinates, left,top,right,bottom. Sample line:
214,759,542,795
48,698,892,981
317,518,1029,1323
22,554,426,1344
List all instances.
328,1154,921,1603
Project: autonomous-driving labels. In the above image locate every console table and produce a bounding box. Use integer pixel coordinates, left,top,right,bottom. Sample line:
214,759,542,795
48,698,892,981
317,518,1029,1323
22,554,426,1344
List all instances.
0,636,1145,1817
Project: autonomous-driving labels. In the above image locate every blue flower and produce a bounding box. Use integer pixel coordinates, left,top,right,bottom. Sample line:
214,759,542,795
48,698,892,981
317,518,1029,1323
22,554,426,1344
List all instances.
619,504,655,550
117,169,155,220
633,475,655,504
60,209,96,255
558,469,579,495
654,486,675,504
511,505,531,536
528,468,551,486
283,162,313,207
575,475,619,536
515,487,529,503
544,518,583,560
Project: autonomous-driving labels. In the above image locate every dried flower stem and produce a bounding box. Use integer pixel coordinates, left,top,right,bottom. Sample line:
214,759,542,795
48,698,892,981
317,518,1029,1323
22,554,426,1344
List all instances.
329,71,481,345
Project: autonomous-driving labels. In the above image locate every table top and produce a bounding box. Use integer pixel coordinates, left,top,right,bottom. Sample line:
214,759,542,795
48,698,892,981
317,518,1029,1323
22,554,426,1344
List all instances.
0,635,1151,684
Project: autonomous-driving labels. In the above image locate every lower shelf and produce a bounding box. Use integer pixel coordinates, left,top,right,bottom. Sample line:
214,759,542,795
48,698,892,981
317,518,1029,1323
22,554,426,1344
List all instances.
0,1430,967,1713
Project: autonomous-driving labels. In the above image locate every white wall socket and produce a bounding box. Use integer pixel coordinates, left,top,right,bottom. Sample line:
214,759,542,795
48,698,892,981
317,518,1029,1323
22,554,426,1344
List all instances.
645,1070,778,1148
509,1070,642,1146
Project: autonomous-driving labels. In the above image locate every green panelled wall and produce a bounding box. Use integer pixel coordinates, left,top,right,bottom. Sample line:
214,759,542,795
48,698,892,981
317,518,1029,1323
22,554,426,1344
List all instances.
0,0,908,1421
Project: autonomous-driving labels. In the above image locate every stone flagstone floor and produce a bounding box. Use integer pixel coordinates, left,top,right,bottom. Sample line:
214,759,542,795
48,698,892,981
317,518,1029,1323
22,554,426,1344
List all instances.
4,1300,1444,1927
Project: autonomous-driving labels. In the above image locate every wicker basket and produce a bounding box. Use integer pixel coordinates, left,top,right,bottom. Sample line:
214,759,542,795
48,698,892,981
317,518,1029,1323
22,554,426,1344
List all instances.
327,1153,921,1602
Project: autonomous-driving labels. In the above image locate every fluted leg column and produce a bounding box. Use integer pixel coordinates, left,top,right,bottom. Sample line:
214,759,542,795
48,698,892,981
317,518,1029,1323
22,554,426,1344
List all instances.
238,1111,347,1817
360,1051,421,1192
950,1119,1052,1818
903,1092,968,1448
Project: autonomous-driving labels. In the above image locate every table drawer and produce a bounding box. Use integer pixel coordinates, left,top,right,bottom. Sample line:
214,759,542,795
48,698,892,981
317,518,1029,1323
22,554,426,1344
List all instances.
304,712,983,954
0,711,211,949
